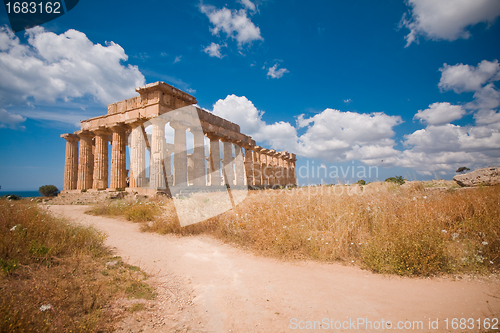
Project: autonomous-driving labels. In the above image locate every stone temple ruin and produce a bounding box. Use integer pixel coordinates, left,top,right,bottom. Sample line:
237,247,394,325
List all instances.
61,82,297,196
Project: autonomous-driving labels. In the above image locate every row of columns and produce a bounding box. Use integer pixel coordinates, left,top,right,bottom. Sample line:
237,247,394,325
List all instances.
62,122,297,191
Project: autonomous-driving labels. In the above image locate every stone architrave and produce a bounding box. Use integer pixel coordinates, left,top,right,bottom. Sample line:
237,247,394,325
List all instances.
207,133,222,187
150,118,167,189
61,133,79,190
171,120,189,187
92,128,110,190
110,125,128,189
76,131,94,190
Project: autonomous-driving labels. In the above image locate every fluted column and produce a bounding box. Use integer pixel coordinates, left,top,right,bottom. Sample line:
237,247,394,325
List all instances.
260,148,269,186
150,118,167,189
76,131,94,190
110,124,128,189
129,122,147,188
289,153,297,186
61,133,79,190
171,121,188,187
205,156,211,186
207,133,221,187
243,145,253,186
252,146,261,186
234,143,245,186
267,150,276,186
221,138,234,186
282,153,290,186
191,128,206,186
92,128,110,190
274,151,282,187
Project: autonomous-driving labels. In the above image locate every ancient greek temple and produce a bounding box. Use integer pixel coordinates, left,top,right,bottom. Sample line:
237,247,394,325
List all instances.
61,82,297,196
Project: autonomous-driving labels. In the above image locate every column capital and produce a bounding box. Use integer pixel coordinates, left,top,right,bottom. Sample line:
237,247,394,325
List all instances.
93,127,111,136
109,123,130,133
252,145,262,152
219,136,233,143
206,132,221,140
267,149,276,155
260,148,269,154
61,133,79,142
75,130,94,139
169,120,190,130
127,118,148,128
289,153,297,161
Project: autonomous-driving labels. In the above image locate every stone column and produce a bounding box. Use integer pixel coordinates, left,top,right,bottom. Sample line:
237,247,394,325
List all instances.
207,133,221,187
171,121,188,187
221,138,234,186
61,133,79,191
191,128,206,186
129,122,147,188
251,146,261,186
110,124,128,190
267,149,276,186
92,128,110,190
150,118,167,189
274,151,283,187
234,143,245,186
187,154,194,186
289,153,297,186
260,148,269,186
164,143,173,186
243,145,254,186
205,156,211,186
282,153,289,186
76,131,94,190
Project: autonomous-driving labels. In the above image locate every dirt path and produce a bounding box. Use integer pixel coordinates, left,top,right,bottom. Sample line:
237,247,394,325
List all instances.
48,205,500,332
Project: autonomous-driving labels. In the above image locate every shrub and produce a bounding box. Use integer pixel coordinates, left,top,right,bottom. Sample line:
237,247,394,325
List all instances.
385,176,405,185
356,180,366,185
456,166,470,174
38,185,59,197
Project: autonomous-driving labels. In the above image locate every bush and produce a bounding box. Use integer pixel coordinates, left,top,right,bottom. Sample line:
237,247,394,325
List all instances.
38,185,59,197
385,176,405,185
356,180,366,185
456,166,470,174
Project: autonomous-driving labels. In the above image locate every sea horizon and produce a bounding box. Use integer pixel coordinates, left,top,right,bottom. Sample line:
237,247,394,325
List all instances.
0,191,42,198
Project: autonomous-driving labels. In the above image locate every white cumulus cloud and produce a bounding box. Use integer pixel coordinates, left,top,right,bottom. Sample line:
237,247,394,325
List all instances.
414,102,466,125
400,0,500,47
200,4,263,47
0,108,26,129
238,0,256,12
0,26,145,107
267,63,289,79
211,95,402,164
203,42,224,58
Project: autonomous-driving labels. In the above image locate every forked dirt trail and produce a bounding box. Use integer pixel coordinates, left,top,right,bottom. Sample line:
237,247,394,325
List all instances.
49,205,500,333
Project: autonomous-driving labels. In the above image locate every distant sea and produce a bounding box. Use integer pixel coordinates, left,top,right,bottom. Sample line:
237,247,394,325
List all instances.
0,191,41,198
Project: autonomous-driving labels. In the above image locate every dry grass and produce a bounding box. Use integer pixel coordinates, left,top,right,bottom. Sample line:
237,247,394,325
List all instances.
0,199,155,332
90,183,500,277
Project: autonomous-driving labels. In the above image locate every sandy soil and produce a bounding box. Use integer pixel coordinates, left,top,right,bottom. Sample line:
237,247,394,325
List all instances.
48,205,500,332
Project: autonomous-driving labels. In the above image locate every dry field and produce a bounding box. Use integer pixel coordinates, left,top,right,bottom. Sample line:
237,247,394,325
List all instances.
88,181,500,277
0,200,155,332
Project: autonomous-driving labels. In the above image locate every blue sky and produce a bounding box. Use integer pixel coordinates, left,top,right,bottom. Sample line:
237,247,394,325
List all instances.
1,0,500,190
